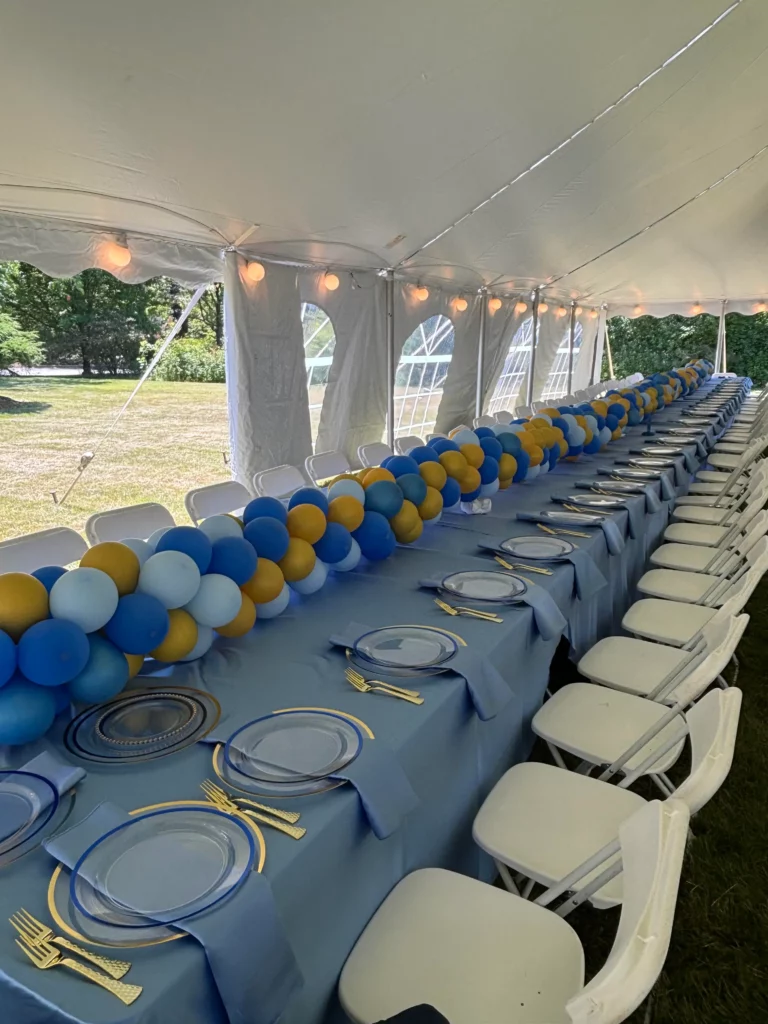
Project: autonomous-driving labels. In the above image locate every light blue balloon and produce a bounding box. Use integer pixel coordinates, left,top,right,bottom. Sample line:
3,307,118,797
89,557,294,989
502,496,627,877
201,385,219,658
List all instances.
600,426,612,446
179,624,215,662
184,574,242,628
328,479,366,504
198,515,243,543
148,526,172,551
533,413,552,424
331,537,362,572
289,559,328,595
452,428,480,447
138,551,201,609
49,567,119,634
422,511,442,525
256,584,291,619
119,538,153,567
479,480,500,498
525,465,541,482
68,634,129,704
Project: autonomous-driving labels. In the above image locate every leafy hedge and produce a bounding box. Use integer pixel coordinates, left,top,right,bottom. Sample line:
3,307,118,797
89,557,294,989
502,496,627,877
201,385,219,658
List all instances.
152,337,225,382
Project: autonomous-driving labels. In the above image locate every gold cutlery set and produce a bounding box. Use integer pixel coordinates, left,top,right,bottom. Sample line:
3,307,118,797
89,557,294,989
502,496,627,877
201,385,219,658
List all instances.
537,523,587,540
433,597,503,624
493,555,551,579
345,666,424,704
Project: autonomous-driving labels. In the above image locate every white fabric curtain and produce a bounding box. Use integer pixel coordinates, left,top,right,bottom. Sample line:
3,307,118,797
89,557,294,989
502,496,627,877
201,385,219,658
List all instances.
571,312,601,392
590,310,609,384
515,311,560,405
223,253,312,486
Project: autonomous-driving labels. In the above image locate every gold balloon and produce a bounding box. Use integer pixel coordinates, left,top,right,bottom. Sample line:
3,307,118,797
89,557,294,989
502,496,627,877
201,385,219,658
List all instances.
362,467,396,488
460,466,482,493
498,453,518,479
286,504,327,545
81,542,140,596
124,652,145,679
459,443,484,468
327,495,365,532
279,538,316,582
150,609,198,662
439,451,468,480
216,593,257,637
0,573,49,641
241,558,284,604
418,461,447,490
417,486,443,521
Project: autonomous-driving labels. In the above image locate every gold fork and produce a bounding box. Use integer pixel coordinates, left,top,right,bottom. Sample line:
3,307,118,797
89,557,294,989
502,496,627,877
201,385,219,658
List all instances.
494,555,536,582
15,934,142,1005
564,502,615,516
200,781,306,840
199,780,301,824
344,666,421,698
537,523,587,540
9,909,131,979
434,598,502,623
345,672,424,705
502,560,552,575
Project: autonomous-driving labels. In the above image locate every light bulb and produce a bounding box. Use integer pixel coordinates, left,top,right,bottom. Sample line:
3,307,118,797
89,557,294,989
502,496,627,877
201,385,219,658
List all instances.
454,297,468,312
634,305,644,316
555,305,567,318
754,302,767,314
324,272,340,291
574,306,583,316
691,303,703,315
514,300,528,315
104,241,131,268
538,301,549,313
589,308,599,319
488,297,502,313
415,285,429,302
245,261,266,283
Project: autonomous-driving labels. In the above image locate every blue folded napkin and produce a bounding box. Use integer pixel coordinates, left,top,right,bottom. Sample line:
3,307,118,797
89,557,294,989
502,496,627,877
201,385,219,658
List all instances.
46,802,303,1024
623,497,644,539
0,752,85,843
417,576,566,642
476,540,606,601
515,510,625,556
574,480,662,516
329,622,511,721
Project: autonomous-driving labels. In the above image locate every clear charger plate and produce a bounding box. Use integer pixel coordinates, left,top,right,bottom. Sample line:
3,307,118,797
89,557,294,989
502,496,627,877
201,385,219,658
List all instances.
439,569,527,604
552,493,626,509
536,509,607,526
589,481,646,494
0,770,59,854
640,446,686,457
606,469,662,481
498,535,574,560
628,457,677,469
353,625,458,671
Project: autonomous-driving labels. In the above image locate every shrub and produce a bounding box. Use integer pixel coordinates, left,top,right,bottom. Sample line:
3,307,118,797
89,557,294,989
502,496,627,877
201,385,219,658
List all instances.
152,337,225,383
0,312,43,372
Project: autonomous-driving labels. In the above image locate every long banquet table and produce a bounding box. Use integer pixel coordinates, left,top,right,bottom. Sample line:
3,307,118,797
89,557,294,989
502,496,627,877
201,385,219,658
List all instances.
0,380,734,1024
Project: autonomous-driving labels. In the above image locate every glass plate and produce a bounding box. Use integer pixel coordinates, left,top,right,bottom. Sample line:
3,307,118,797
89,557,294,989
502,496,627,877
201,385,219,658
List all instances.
71,807,254,928
537,509,607,526
640,446,686,457
439,569,527,604
0,771,59,854
214,743,348,797
590,481,646,494
345,647,450,679
354,625,458,670
64,688,220,764
499,535,574,560
224,710,362,784
628,457,677,469
553,493,626,509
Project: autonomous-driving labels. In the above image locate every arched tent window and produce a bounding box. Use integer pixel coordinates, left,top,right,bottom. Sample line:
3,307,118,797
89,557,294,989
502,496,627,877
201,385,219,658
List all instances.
541,321,583,402
487,317,533,413
393,314,454,439
301,302,336,445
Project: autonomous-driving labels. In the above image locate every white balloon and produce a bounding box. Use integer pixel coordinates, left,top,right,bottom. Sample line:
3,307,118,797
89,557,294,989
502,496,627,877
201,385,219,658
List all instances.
599,426,612,446
507,423,525,434
138,551,201,609
569,425,586,446
198,514,243,543
289,559,328,595
49,568,119,633
538,459,549,474
525,465,541,482
479,479,499,498
328,479,366,504
178,624,215,661
184,574,242,628
451,428,480,447
422,510,442,525
444,500,462,512
331,538,361,572
491,423,511,435
561,414,577,432
147,527,172,551
585,415,598,436
256,583,291,619
119,537,153,567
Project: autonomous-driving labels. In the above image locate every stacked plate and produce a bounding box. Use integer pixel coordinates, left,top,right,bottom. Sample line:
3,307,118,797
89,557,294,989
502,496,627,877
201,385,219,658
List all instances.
64,688,220,763
437,569,528,605
552,493,626,509
586,481,646,495
603,468,663,481
532,509,608,527
0,770,76,866
497,535,576,560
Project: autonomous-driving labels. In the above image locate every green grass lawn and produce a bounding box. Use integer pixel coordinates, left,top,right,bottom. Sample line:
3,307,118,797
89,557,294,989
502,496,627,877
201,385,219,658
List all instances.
0,376,232,540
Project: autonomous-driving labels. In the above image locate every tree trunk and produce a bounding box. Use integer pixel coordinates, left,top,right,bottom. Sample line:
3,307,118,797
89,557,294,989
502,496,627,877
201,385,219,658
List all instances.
82,352,92,376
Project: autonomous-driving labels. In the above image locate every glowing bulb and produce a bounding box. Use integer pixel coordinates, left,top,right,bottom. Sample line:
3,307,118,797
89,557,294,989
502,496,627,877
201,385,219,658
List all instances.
555,305,567,318
691,303,703,315
488,297,502,313
574,306,583,316
589,308,599,319
634,305,644,316
245,261,266,283
104,242,131,268
414,285,429,302
538,301,549,313
454,297,468,312
324,272,340,291
754,302,767,314
514,300,528,315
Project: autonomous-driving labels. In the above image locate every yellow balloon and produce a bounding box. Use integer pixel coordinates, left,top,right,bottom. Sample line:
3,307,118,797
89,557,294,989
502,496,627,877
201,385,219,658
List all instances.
575,415,587,429
498,477,513,490
124,652,145,679
286,504,327,544
539,408,560,418
363,467,395,488
327,495,365,532
419,461,447,490
612,427,623,440
439,450,468,480
390,500,420,541
459,443,484,468
241,558,284,604
460,466,482,494
498,453,517,479
558,438,569,457
583,427,593,444
150,609,198,662
591,400,608,416
399,518,424,544
527,445,544,467
216,593,257,638
417,486,443,521
81,542,140,596
0,573,49,641
279,538,316,582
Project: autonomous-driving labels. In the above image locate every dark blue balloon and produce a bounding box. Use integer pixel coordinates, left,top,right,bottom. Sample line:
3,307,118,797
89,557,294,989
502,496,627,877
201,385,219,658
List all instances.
67,634,129,703
31,565,68,593
0,629,16,688
593,414,606,430
548,446,559,470
584,435,602,455
568,445,584,458
461,487,482,502
479,455,499,484
364,480,404,519
605,414,619,431
497,431,522,455
479,437,503,461
474,426,496,439
429,438,460,454
353,511,396,561
208,536,258,585
408,445,440,464
386,455,420,478
440,477,462,508
551,417,569,434
512,418,529,425
607,403,625,421
0,680,57,745
313,522,353,564
513,449,530,482
243,517,290,562
104,593,170,656
396,473,428,507
243,496,288,525
18,619,90,687
287,487,329,515
380,456,395,469
156,526,212,573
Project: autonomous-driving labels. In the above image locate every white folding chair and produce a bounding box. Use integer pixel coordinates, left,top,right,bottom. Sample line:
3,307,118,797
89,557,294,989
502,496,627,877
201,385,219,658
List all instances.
184,480,252,524
670,478,768,525
85,503,175,544
394,435,424,454
493,411,514,425
357,442,393,468
707,436,768,471
662,492,766,548
0,527,87,572
636,535,768,605
473,414,496,428
650,509,768,573
514,405,532,418
675,462,768,508
339,801,688,1024
305,450,351,483
252,464,306,500
473,688,740,909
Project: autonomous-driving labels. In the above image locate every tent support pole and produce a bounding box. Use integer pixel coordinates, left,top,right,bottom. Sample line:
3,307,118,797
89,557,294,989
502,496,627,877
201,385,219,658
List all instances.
720,299,728,373
475,289,488,419
567,302,577,396
385,270,396,449
526,288,540,406
604,318,615,379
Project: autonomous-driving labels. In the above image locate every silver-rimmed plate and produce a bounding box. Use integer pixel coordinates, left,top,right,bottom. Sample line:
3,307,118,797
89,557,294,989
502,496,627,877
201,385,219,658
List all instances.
552,493,626,509
439,569,527,604
498,535,574,560
354,625,458,671
640,446,686,457
604,468,662,481
535,509,607,527
589,481,646,495
628,457,677,469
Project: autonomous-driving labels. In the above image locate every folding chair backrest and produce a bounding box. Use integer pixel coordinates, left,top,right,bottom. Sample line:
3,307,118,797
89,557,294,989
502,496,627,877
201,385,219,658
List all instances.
673,614,749,707
395,435,425,454
253,464,306,500
566,800,690,1024
357,442,393,468
735,510,768,558
305,450,350,484
675,688,743,814
184,480,251,524
493,411,514,424
473,414,496,428
514,405,532,418
85,503,175,544
0,527,87,572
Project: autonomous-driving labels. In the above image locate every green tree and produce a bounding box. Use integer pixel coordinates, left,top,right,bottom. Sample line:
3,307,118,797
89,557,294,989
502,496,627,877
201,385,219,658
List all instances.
0,312,43,372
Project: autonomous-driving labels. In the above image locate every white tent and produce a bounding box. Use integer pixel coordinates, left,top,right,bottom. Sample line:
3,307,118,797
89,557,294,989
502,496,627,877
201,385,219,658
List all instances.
0,0,762,478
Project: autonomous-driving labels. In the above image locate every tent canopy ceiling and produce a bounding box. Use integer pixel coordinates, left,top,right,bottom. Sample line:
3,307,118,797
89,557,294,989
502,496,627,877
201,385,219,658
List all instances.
1,0,766,304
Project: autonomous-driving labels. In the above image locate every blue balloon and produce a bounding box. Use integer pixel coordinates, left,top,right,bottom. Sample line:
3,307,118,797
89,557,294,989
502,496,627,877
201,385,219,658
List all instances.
440,477,461,509
568,444,584,458
364,480,404,519
353,511,395,560
31,565,68,593
408,446,440,464
497,432,522,455
18,619,90,687
0,629,16,688
243,517,290,562
380,456,395,469
479,437,503,461
104,593,170,655
208,536,258,585
461,486,482,502
68,634,129,703
313,522,353,564
156,526,212,574
243,496,287,525
513,449,530,482
548,446,559,470
428,438,460,454
53,685,73,715
593,413,606,430
287,487,329,515
479,455,499,484
605,414,619,431
386,455,420,478
0,679,57,745
474,427,496,439
584,435,602,455
396,473,428,507
607,403,625,421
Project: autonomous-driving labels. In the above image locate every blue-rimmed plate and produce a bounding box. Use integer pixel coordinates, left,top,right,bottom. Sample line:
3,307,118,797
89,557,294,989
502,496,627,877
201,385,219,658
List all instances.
354,625,458,671
439,569,527,604
499,535,574,560
71,807,255,928
0,770,59,855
